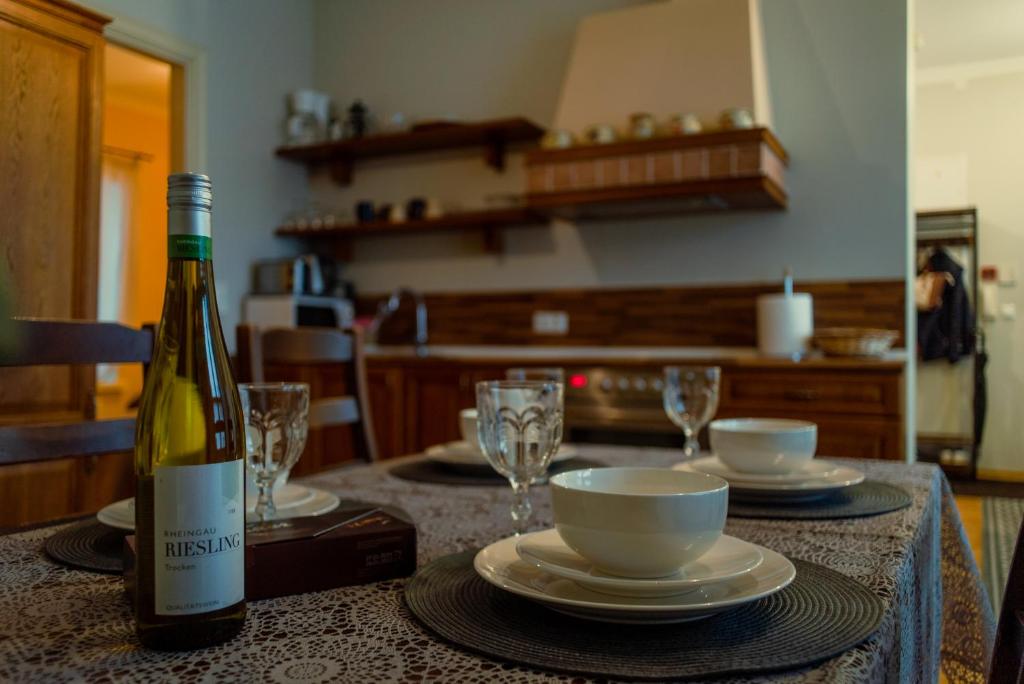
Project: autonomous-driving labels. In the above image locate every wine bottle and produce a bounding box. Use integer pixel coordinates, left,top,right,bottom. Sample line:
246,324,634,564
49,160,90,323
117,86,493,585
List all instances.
134,173,246,650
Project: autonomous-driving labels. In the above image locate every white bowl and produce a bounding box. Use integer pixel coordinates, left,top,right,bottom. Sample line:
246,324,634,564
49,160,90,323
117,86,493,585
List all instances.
709,418,817,474
459,408,479,447
549,467,728,579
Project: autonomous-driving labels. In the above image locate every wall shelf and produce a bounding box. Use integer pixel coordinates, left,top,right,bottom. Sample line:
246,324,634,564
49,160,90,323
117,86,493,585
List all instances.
275,117,544,185
275,207,546,257
524,127,789,219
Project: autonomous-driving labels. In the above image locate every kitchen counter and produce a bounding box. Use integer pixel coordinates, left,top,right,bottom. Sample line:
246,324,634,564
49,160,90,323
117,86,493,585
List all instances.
363,344,907,369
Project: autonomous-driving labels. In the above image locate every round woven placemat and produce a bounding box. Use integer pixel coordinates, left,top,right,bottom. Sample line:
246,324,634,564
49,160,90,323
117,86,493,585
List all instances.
405,550,884,681
388,457,603,486
44,520,128,574
728,481,912,520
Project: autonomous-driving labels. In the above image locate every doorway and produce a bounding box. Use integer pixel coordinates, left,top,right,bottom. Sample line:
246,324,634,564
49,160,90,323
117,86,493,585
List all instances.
96,43,183,418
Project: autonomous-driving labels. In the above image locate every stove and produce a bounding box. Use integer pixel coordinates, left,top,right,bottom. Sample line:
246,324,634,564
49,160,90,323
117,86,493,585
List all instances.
563,367,682,446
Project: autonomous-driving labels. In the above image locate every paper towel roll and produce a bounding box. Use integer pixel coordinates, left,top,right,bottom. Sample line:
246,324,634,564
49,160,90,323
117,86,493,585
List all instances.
757,293,814,357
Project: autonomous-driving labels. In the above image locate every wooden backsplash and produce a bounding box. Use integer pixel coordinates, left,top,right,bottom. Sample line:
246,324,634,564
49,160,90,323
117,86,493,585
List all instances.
357,279,905,348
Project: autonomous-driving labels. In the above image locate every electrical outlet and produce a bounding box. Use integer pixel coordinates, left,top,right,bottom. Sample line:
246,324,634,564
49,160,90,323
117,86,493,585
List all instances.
532,310,569,335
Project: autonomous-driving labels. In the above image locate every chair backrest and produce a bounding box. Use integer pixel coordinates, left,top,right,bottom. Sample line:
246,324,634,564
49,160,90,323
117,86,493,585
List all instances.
236,325,378,463
991,516,1024,683
0,318,154,466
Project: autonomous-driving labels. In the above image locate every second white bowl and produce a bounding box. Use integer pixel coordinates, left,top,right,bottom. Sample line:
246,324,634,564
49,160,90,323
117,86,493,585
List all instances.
710,418,817,474
549,467,728,579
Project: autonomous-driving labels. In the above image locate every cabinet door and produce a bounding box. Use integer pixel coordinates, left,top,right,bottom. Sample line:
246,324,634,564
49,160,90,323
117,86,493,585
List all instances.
404,368,468,453
367,367,404,460
0,0,106,422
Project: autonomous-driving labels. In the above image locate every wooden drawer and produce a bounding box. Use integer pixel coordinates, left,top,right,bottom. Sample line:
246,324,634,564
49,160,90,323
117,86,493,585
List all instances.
722,370,901,417
716,406,903,460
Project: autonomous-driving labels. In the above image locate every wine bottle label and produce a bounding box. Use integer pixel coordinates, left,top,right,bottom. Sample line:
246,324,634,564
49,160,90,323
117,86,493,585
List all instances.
168,235,212,261
153,460,244,616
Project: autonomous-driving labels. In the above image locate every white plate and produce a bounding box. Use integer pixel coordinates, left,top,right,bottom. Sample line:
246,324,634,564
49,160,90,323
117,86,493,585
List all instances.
673,462,865,500
425,441,578,468
515,529,763,598
95,485,337,531
689,456,841,484
474,535,795,624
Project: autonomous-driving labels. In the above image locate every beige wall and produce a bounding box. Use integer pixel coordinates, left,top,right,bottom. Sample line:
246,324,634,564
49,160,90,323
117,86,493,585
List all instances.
916,68,1024,473
312,0,909,296
85,0,315,350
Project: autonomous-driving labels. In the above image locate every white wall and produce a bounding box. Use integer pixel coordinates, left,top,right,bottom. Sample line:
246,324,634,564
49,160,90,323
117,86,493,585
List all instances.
916,68,1024,473
312,0,908,295
84,0,314,349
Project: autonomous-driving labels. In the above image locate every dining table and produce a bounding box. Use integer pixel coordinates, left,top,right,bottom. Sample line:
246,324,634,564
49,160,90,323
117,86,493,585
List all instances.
0,445,996,683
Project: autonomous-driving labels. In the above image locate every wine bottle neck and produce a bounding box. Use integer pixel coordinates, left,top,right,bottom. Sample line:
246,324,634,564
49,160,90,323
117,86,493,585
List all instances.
168,208,212,261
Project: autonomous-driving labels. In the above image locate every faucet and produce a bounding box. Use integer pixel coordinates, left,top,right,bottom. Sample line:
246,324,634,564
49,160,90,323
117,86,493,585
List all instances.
372,287,428,354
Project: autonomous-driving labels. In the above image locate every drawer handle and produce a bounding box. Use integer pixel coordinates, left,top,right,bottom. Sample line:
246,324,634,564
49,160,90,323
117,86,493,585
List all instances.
783,389,820,401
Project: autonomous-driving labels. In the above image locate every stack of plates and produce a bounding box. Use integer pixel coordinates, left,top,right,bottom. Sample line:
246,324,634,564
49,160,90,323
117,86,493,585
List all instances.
424,441,578,470
674,456,865,502
95,483,341,531
473,529,794,624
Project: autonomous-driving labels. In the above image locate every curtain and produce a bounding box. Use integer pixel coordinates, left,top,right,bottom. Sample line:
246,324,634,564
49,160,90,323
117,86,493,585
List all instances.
97,154,139,384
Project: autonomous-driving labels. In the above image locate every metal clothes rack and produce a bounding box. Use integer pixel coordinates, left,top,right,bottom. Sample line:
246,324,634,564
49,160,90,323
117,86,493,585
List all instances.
915,207,984,479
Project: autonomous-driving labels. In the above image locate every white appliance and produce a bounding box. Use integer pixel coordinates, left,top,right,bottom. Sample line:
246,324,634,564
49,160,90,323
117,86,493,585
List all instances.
243,294,354,329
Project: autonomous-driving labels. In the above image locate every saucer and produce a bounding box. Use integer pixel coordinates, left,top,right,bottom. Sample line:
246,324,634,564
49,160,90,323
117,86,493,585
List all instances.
515,529,763,598
96,484,336,531
673,462,865,501
425,441,578,468
474,535,795,624
689,456,841,484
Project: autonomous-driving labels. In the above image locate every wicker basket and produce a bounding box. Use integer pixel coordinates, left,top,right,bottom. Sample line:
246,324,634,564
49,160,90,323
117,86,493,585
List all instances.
812,328,898,358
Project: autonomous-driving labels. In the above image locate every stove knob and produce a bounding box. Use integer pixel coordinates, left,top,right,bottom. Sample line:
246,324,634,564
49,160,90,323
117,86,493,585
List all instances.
652,378,664,391
633,378,647,391
617,377,630,391
600,378,613,392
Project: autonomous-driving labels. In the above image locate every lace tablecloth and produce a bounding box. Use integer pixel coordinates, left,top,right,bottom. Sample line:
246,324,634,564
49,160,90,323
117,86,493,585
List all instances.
0,447,995,683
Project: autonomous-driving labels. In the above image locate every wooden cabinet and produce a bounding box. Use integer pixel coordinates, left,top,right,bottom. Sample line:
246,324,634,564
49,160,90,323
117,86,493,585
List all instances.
0,0,107,421
0,0,111,527
365,356,905,462
367,367,406,461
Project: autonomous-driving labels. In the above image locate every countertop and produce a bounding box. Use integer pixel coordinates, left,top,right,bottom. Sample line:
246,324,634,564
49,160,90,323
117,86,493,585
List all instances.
364,344,907,369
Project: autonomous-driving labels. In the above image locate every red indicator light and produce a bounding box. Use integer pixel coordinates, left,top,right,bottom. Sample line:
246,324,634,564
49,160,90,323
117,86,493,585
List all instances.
569,374,588,389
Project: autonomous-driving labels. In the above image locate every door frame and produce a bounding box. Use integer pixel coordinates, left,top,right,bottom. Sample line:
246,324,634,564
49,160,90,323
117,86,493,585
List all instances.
103,15,207,172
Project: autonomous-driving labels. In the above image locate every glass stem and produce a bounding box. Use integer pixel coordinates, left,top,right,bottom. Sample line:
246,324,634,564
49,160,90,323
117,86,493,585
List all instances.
255,481,276,522
683,430,700,460
510,479,532,535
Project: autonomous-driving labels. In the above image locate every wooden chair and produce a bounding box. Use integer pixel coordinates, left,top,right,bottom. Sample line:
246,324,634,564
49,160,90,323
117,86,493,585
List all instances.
236,325,379,467
991,516,1024,682
0,318,153,467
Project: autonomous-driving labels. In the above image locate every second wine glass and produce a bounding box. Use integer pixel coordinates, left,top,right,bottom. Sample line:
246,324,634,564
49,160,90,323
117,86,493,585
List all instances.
476,380,563,535
662,366,720,460
238,382,310,522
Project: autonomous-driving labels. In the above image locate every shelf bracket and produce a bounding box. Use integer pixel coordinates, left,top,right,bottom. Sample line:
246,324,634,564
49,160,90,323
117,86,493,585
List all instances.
329,156,354,185
483,133,507,172
481,225,502,254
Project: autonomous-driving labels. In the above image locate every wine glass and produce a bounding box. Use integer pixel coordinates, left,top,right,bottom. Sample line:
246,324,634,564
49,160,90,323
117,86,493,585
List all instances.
238,382,310,522
662,366,720,460
476,380,564,535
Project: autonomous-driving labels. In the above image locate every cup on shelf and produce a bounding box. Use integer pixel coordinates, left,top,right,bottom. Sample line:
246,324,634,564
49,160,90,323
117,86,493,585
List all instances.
666,113,703,136
718,107,755,130
387,204,406,223
583,123,617,145
541,129,575,150
355,201,375,223
550,467,728,578
406,197,427,221
629,112,657,140
709,418,817,474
